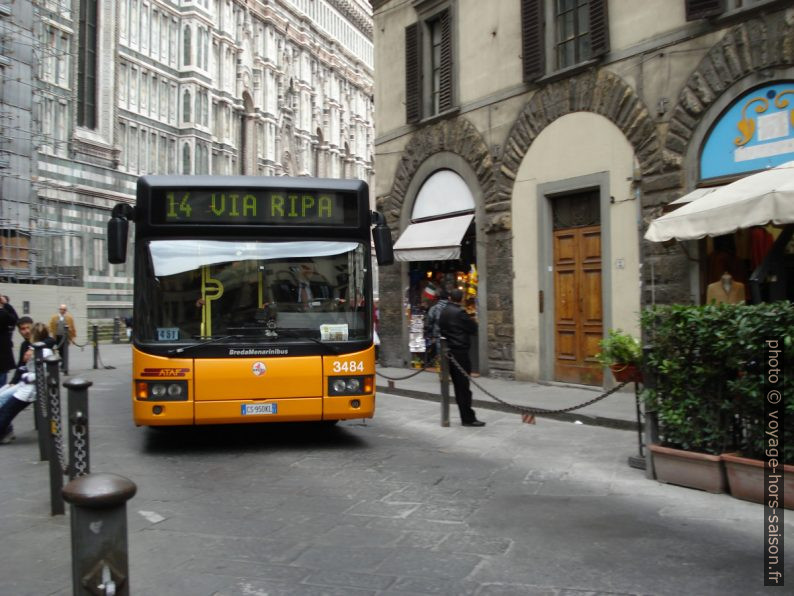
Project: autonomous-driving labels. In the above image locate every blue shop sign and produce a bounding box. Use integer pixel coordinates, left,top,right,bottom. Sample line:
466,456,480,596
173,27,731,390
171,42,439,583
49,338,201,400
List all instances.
701,82,794,180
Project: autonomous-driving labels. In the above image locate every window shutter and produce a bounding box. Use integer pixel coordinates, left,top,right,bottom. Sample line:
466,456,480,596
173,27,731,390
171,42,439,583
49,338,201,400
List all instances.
588,0,610,58
521,0,544,82
438,9,453,113
405,23,422,124
685,0,725,21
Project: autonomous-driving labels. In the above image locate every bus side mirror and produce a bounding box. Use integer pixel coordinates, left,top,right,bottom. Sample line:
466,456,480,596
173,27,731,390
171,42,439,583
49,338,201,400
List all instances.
108,217,129,264
371,212,394,266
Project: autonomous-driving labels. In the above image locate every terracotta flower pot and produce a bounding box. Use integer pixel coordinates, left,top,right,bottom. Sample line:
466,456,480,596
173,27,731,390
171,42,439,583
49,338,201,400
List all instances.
721,453,794,509
649,444,727,493
609,363,643,383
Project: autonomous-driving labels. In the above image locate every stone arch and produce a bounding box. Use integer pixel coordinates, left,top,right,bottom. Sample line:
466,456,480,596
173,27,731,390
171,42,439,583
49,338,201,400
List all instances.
377,117,496,229
665,16,794,178
376,118,504,374
501,69,660,196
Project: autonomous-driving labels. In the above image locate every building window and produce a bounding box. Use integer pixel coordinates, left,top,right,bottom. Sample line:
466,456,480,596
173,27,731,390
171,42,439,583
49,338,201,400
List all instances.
182,143,192,174
77,0,98,128
92,237,105,274
555,0,590,68
404,6,454,124
521,0,609,82
183,25,192,66
183,89,191,122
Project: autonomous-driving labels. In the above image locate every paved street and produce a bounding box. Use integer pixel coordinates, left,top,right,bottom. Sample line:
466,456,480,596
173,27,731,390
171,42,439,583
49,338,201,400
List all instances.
0,343,789,595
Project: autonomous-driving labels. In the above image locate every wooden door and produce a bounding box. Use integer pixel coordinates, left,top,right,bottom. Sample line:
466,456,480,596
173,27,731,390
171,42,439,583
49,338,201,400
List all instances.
553,225,603,385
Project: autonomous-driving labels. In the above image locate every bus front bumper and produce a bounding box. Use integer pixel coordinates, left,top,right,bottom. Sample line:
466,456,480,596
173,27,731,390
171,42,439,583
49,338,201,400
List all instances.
133,394,375,426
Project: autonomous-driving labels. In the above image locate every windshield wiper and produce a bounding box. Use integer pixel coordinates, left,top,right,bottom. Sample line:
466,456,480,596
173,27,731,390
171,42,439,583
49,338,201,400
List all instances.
274,330,340,354
168,335,241,354
305,336,340,355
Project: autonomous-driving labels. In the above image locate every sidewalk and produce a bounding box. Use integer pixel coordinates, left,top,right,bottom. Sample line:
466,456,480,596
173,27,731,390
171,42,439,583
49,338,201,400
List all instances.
58,344,641,430
375,366,640,430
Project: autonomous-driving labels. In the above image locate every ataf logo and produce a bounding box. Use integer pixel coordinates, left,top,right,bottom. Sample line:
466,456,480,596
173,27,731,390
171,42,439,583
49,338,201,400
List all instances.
141,368,189,377
252,361,267,377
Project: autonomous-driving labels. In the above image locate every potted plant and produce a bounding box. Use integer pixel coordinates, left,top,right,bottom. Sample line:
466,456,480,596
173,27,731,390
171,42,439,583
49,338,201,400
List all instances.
717,302,794,508
640,305,736,493
596,329,643,383
641,302,794,499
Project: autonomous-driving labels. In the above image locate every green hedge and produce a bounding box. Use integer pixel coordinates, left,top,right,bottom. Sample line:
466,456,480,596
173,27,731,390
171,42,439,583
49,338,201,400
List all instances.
641,302,794,462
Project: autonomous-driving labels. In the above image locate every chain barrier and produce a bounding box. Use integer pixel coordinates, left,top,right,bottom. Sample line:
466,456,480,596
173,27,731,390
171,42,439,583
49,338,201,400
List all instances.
375,363,435,381
71,415,89,478
446,351,629,417
94,348,116,370
47,371,68,475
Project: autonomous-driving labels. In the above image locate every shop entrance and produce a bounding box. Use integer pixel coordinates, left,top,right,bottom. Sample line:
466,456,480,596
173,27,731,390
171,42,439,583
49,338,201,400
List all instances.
406,226,478,370
551,191,603,385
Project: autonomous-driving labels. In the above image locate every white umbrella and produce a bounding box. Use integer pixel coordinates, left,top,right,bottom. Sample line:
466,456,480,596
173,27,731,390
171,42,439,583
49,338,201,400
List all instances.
645,160,794,242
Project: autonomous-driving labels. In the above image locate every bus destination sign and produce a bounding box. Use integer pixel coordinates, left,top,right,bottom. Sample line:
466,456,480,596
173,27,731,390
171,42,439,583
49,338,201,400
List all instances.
154,189,357,226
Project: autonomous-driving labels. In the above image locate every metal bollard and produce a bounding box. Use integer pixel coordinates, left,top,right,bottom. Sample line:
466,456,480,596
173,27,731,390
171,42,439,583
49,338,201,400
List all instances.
33,342,49,462
93,325,99,370
112,318,120,344
62,473,137,596
45,355,65,515
66,378,93,480
439,338,450,427
642,344,659,480
62,324,70,375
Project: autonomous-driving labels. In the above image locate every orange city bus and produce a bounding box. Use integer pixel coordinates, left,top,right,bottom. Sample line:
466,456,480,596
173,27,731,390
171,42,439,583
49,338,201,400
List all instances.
107,175,393,427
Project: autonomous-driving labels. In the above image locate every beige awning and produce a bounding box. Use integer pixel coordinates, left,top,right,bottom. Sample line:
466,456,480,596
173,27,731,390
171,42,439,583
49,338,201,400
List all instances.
393,213,474,262
645,161,794,242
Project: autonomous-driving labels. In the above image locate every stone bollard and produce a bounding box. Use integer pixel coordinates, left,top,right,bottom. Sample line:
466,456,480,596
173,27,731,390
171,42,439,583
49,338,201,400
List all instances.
65,378,93,480
62,473,137,596
439,338,450,427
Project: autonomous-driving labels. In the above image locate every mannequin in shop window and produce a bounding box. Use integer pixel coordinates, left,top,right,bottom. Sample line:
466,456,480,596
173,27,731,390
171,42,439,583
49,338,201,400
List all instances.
706,271,745,304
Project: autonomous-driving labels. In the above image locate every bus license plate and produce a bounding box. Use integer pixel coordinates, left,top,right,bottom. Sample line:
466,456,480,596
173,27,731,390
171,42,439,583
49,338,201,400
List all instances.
241,403,277,416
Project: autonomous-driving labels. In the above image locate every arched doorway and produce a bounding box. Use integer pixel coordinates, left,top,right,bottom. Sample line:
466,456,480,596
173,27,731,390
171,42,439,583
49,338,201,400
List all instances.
393,168,479,371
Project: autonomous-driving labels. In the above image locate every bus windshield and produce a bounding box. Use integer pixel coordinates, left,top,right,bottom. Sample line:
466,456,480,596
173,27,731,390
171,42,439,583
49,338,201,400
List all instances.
135,239,370,343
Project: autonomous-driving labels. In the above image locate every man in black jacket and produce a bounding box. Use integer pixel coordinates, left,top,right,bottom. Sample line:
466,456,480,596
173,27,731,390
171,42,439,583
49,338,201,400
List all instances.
438,288,484,427
0,295,19,387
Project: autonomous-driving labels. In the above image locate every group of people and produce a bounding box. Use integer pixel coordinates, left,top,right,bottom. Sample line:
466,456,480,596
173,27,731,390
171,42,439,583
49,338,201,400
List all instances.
0,299,77,445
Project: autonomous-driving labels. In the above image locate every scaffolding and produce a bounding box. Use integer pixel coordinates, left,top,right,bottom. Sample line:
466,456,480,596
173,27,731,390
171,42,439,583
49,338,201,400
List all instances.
0,0,83,286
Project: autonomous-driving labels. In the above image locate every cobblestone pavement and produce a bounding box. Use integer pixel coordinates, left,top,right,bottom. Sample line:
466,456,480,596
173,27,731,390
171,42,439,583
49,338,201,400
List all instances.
0,344,788,595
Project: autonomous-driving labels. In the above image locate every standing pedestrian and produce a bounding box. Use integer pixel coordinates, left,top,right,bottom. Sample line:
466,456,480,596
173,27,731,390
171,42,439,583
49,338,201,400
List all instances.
0,295,19,387
438,288,484,427
10,316,34,384
49,304,76,375
0,323,54,444
425,288,449,366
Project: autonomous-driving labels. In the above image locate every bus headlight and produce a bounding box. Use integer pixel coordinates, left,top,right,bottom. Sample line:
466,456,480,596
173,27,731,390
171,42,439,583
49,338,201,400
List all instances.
136,380,189,401
328,376,373,396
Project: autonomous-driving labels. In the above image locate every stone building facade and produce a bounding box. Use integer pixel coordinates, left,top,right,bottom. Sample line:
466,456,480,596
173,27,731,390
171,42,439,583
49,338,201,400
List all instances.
371,0,794,383
0,0,375,332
